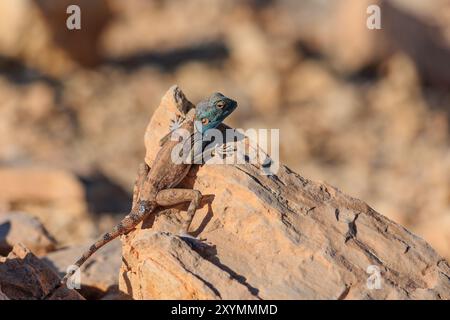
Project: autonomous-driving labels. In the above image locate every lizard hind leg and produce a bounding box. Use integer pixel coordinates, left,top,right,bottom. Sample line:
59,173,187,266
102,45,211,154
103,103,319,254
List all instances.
155,188,202,235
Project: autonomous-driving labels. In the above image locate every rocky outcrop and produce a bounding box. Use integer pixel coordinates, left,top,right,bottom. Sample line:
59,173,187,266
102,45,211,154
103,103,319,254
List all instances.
0,243,84,300
119,86,450,300
0,212,56,256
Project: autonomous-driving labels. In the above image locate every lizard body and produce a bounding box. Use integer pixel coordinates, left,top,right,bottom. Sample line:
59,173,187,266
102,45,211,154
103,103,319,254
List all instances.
58,92,237,288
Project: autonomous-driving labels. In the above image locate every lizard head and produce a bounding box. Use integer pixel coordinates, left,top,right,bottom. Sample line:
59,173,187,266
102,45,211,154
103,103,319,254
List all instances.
194,93,237,133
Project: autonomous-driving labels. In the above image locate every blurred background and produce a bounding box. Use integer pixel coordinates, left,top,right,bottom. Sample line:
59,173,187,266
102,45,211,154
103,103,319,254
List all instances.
0,0,449,263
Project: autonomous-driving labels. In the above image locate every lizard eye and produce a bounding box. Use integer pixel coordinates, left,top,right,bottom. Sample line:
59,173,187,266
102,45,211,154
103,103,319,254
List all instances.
216,101,225,109
201,118,209,125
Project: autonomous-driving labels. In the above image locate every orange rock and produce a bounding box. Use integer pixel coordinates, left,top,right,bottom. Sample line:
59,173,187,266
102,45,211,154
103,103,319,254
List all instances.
0,212,56,256
120,86,450,300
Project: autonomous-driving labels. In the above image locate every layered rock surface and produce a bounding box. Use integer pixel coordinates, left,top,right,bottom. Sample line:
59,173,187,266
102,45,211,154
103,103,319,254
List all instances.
119,86,450,300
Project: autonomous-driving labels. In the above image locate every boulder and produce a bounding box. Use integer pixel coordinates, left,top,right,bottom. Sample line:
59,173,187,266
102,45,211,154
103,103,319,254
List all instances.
0,243,84,300
119,86,450,299
0,212,56,256
120,231,257,299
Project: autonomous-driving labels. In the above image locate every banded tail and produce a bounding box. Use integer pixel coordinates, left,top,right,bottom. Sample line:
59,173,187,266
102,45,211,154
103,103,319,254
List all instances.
60,201,156,285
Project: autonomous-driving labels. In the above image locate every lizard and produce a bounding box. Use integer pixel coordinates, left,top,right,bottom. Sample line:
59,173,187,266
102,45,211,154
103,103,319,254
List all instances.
47,92,237,296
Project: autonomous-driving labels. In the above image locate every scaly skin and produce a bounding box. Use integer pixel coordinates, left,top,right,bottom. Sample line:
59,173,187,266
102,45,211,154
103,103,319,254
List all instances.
57,93,237,291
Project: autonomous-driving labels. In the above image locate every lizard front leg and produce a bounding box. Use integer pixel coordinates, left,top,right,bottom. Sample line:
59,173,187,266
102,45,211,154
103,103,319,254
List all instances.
132,162,150,210
155,189,202,235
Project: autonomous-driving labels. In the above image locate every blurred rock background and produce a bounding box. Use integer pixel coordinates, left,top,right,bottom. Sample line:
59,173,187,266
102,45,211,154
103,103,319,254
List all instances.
0,0,449,297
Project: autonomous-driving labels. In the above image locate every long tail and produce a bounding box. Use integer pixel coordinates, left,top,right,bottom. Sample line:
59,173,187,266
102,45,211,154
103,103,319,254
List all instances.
60,201,157,286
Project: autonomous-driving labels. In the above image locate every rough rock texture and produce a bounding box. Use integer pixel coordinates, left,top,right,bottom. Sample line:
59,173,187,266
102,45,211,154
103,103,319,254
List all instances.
43,240,122,299
0,243,84,300
120,232,258,300
0,1,449,261
119,86,450,300
0,212,56,256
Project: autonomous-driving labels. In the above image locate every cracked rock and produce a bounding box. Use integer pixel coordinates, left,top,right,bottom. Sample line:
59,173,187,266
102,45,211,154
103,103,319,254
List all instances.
119,86,450,300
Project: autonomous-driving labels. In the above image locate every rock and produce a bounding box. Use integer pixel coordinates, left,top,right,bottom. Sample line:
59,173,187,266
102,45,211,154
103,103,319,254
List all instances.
120,232,258,299
120,86,450,300
43,240,122,299
0,212,57,256
0,243,84,300
0,167,96,245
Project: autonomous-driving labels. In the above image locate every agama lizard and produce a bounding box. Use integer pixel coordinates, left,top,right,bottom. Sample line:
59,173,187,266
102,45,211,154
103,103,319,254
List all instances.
48,92,237,296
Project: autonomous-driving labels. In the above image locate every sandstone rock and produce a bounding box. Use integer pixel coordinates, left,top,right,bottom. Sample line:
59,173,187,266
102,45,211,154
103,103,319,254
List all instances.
120,86,450,300
43,240,121,299
0,243,84,300
0,212,56,256
0,167,96,245
120,231,257,300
